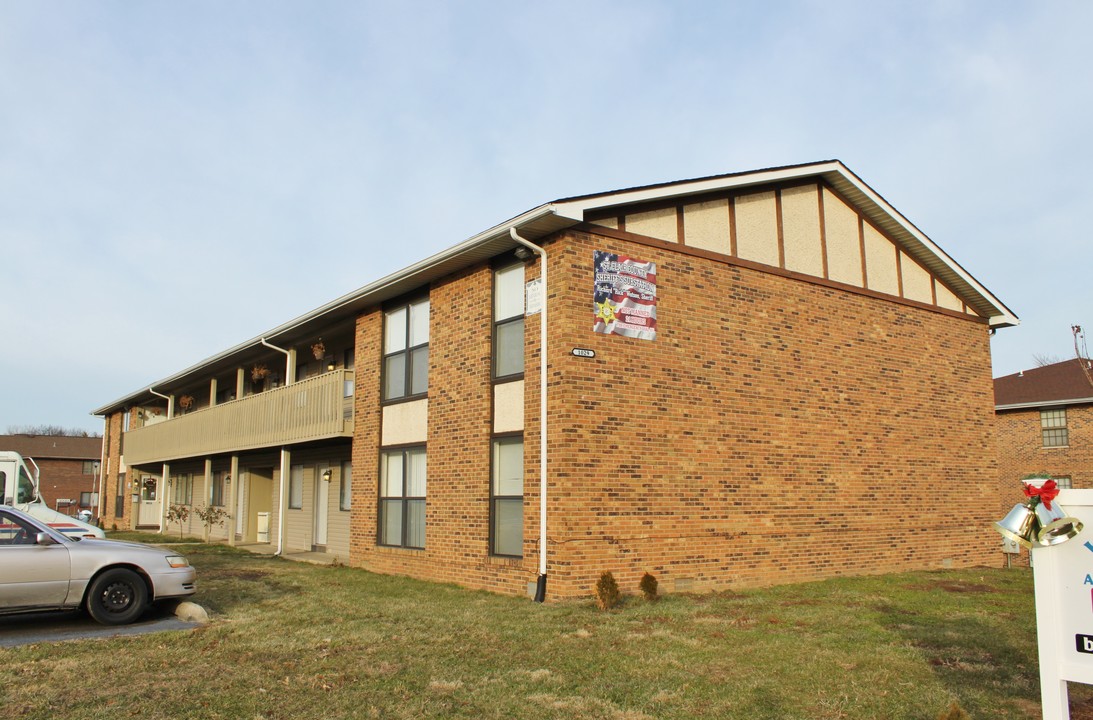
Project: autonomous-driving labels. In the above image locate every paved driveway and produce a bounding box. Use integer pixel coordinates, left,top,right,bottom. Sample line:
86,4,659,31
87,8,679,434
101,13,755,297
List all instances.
0,604,199,648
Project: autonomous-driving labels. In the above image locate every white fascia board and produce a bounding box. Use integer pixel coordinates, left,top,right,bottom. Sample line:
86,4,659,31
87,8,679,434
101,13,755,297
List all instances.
551,162,845,221
554,161,1018,328
831,164,1020,328
995,397,1093,411
92,204,559,416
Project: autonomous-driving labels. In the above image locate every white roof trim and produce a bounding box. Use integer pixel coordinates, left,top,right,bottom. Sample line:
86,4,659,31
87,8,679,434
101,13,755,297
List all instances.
996,397,1093,411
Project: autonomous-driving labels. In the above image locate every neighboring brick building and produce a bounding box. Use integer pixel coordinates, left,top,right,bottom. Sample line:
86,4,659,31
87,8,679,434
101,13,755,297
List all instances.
0,434,103,516
93,160,1018,599
995,358,1093,490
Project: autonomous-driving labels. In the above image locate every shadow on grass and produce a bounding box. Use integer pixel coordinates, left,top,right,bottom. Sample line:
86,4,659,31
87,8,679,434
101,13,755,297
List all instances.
875,571,1039,718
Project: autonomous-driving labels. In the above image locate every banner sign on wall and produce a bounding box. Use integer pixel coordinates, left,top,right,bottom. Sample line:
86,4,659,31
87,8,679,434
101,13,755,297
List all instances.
592,250,658,341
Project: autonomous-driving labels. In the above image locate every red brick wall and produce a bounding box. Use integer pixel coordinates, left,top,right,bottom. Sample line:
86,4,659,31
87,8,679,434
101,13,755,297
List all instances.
350,265,540,596
996,406,1093,491
542,229,999,597
996,405,1093,566
343,227,1001,600
33,457,98,511
99,413,127,529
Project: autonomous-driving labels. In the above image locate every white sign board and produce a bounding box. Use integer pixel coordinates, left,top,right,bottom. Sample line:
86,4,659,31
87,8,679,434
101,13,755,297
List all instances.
525,278,543,316
1033,489,1093,718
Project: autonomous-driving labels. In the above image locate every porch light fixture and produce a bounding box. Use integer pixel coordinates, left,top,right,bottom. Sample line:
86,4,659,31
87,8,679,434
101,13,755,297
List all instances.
322,469,332,483
224,475,231,485
327,360,336,372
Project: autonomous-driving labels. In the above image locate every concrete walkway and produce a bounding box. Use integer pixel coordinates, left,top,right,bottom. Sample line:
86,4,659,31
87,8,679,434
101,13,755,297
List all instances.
235,542,338,566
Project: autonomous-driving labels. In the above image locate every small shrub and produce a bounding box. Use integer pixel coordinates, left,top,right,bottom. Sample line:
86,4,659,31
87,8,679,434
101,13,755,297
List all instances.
166,503,190,540
935,700,969,720
595,571,621,610
639,572,658,601
194,504,230,542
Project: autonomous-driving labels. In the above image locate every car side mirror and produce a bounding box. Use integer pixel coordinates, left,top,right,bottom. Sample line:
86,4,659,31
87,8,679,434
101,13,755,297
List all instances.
35,532,57,546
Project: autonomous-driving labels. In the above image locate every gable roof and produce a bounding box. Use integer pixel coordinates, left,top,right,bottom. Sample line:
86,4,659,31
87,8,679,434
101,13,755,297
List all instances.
994,358,1093,410
93,160,1017,417
0,434,102,461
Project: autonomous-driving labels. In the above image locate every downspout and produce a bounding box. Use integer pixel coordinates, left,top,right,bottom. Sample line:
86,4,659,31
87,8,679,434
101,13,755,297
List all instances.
509,227,549,603
260,338,293,385
260,338,293,556
148,387,175,534
148,386,174,418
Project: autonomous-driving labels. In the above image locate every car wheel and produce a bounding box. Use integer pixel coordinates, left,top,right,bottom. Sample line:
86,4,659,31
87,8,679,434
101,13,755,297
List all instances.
86,568,149,625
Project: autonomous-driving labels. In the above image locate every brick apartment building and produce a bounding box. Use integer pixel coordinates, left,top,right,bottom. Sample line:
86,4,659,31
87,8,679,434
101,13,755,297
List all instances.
995,358,1093,490
93,161,1017,599
0,434,103,515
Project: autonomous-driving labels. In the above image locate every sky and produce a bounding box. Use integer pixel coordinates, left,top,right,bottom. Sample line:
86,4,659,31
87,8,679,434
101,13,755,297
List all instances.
1,0,1091,435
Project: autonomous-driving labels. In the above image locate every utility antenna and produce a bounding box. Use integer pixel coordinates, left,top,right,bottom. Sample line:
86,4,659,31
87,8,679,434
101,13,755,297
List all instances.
1072,325,1093,388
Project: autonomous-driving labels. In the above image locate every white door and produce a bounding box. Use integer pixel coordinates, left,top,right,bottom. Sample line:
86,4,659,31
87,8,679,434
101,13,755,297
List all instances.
137,477,161,526
313,467,329,547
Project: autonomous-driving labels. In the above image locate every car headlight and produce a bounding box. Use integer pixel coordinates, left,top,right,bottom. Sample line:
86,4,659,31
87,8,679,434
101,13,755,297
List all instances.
165,555,190,568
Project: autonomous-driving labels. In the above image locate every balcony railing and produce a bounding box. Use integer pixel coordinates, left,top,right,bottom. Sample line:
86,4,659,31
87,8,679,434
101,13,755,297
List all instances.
123,370,355,466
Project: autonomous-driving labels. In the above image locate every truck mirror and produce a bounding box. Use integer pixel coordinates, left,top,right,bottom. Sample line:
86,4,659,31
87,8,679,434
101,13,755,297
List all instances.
35,532,57,546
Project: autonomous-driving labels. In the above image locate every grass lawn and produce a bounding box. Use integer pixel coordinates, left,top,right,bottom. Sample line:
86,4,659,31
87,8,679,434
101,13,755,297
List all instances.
1,539,1084,720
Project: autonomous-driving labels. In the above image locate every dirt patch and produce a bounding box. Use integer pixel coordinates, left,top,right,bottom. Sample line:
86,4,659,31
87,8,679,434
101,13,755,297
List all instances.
206,569,272,581
906,581,998,594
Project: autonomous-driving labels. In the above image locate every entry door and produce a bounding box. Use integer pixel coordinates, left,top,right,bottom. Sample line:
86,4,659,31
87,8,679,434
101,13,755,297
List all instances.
245,468,273,544
138,476,161,526
313,467,329,548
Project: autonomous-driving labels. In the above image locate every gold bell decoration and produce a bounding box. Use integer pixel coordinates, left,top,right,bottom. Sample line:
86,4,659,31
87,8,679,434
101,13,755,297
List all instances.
994,479,1084,548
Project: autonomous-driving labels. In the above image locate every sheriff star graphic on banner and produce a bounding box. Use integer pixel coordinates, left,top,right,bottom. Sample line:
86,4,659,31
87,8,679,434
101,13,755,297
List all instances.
592,250,658,341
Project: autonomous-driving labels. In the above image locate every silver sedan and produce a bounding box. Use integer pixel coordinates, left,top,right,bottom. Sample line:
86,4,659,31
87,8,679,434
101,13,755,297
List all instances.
0,504,196,625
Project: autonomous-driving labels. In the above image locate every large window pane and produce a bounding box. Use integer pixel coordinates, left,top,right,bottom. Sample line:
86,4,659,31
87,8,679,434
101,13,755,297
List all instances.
289,465,304,509
493,438,523,496
493,499,523,556
340,462,352,511
385,354,406,400
495,318,524,377
406,499,426,548
385,307,407,353
382,453,403,497
495,264,525,321
406,449,427,497
410,346,429,395
409,299,430,346
380,499,403,545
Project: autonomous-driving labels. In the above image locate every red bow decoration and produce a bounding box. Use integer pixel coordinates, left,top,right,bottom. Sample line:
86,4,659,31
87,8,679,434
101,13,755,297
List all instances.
1024,480,1060,511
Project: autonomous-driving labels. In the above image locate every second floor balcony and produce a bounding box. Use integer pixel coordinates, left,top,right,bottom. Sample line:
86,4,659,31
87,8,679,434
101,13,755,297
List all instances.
123,370,355,466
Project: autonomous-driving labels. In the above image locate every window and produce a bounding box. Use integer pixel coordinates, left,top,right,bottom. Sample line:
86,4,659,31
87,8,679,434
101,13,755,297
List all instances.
1054,476,1074,489
80,491,98,508
1042,409,1069,447
491,437,524,557
340,461,352,511
379,447,426,548
289,465,304,510
115,472,126,518
211,471,227,507
171,473,193,505
384,298,430,400
494,263,525,378
82,461,99,475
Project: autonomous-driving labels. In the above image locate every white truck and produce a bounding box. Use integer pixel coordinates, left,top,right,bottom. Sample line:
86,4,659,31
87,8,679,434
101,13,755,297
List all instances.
0,450,105,538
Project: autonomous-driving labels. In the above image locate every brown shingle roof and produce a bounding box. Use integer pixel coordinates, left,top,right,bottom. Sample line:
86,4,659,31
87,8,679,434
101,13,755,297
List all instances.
0,434,102,460
994,358,1093,408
